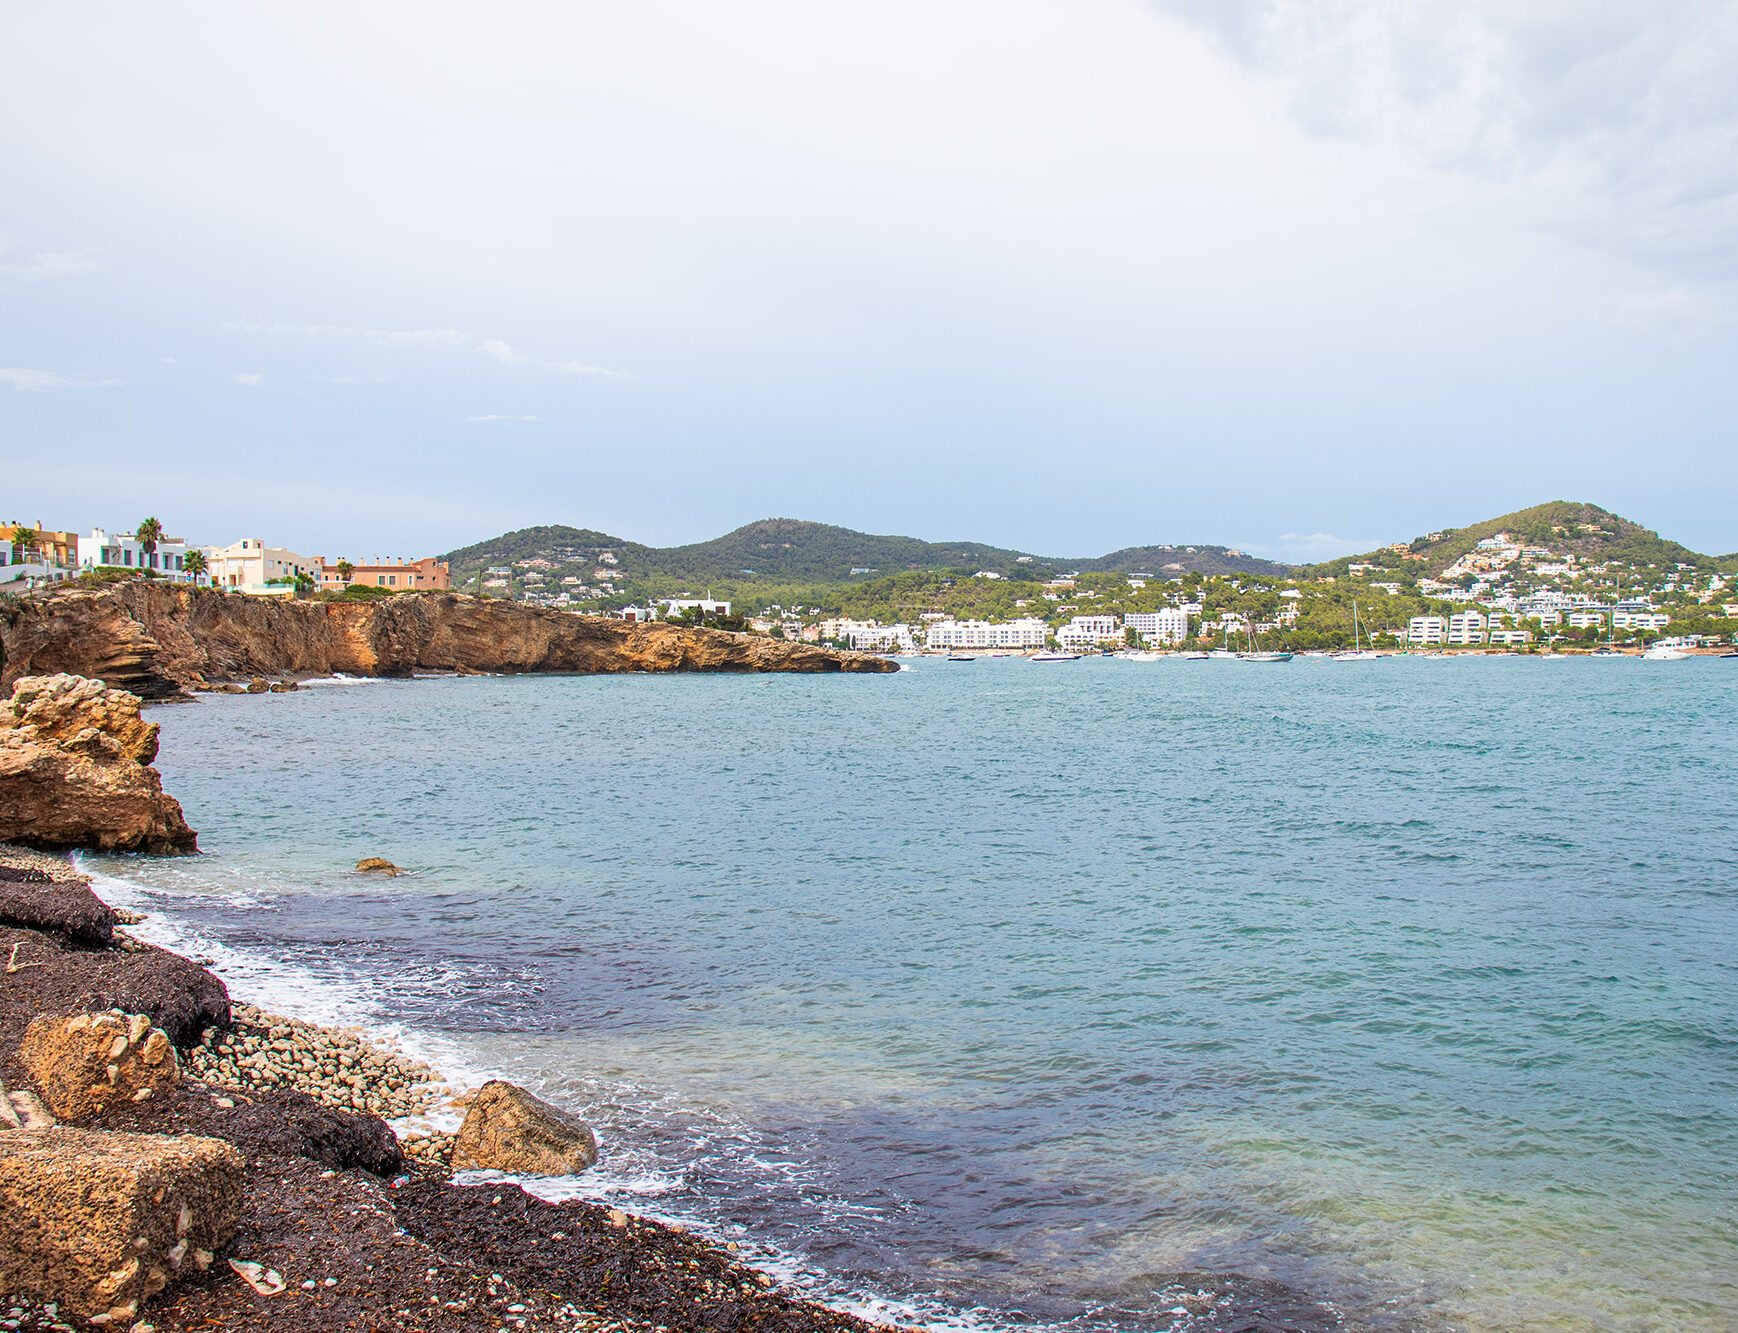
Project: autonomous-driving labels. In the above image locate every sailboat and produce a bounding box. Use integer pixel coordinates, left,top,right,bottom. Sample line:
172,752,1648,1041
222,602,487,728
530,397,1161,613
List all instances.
1333,600,1382,660
1238,618,1291,663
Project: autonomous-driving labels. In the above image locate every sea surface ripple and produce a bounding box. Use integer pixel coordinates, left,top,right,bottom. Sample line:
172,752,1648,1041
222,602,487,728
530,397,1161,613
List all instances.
92,656,1738,1333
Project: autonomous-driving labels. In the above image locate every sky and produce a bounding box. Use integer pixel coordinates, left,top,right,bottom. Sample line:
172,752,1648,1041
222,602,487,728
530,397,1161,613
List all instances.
3,0,1736,562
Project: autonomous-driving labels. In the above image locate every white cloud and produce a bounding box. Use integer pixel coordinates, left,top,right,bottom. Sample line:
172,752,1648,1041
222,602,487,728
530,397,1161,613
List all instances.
479,338,526,364
0,248,98,280
466,413,539,422
1148,0,1738,278
160,356,178,365
231,372,264,386
549,358,629,378
0,367,122,390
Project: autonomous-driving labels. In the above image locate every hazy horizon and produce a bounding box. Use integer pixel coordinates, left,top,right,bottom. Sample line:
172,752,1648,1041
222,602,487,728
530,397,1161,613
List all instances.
5,2,1737,561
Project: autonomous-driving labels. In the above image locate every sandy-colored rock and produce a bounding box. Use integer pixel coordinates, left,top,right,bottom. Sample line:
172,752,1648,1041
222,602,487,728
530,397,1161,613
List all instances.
355,856,402,875
18,1010,182,1121
0,674,196,853
450,1079,599,1177
0,671,159,762
0,583,897,695
0,1127,242,1321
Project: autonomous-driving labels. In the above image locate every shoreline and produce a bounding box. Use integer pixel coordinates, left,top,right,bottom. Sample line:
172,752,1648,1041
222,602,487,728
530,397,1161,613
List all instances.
0,841,916,1333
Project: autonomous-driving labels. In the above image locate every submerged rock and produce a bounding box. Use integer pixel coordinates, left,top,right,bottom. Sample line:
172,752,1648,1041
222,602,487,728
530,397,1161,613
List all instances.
355,856,402,875
18,1010,181,1121
0,1126,242,1321
0,674,197,853
450,1079,599,1177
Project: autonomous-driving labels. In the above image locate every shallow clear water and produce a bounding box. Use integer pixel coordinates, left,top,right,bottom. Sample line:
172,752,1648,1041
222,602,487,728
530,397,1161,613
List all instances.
91,657,1738,1332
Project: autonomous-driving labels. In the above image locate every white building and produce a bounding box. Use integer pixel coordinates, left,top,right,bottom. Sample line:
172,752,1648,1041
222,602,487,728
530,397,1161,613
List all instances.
1124,608,1191,645
1056,614,1122,649
1446,611,1487,645
924,618,1049,650
78,527,192,578
660,598,731,618
1566,609,1607,629
1487,628,1533,646
1612,605,1670,632
203,539,319,595
847,623,916,652
1407,615,1448,645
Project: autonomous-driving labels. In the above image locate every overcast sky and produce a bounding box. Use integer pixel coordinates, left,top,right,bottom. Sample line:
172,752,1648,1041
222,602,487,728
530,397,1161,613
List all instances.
4,1,1736,561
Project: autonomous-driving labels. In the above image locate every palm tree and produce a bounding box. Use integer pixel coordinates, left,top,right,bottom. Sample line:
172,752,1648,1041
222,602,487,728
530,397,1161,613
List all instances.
335,558,354,584
135,517,163,572
7,524,32,565
182,548,208,585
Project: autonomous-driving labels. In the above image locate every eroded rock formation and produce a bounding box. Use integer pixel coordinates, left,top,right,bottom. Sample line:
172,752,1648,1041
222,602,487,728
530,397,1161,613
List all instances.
0,674,198,853
0,583,898,696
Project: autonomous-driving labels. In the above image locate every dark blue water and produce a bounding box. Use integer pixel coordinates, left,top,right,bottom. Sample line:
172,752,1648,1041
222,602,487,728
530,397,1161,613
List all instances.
91,656,1738,1332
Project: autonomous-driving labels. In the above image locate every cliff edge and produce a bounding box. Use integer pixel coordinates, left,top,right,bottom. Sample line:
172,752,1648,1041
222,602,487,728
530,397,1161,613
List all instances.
0,584,897,696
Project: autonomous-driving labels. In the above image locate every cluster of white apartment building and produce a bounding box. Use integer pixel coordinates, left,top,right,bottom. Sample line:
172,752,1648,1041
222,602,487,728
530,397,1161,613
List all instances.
1406,600,1674,645
1406,612,1531,646
925,618,1048,650
1123,608,1192,644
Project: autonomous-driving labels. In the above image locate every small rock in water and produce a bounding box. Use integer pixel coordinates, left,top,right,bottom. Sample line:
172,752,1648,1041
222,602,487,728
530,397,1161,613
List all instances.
354,857,403,876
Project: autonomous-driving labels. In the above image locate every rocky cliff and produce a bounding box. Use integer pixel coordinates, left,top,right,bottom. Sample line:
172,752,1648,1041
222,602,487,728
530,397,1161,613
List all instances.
0,674,198,853
0,584,896,696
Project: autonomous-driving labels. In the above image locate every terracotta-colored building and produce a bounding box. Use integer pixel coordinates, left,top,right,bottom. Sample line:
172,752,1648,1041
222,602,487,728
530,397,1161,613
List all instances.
319,556,450,592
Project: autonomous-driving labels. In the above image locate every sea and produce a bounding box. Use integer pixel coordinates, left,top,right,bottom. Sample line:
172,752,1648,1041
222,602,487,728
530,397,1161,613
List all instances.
82,655,1738,1333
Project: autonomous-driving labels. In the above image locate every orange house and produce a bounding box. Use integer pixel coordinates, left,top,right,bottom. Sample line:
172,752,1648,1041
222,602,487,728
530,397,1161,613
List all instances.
320,556,450,592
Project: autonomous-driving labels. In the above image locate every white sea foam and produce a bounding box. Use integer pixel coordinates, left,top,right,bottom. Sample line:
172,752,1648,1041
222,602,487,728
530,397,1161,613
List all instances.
68,856,995,1326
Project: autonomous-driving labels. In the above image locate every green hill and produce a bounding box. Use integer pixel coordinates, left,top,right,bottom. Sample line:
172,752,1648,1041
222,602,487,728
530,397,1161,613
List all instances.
438,517,1291,603
440,525,649,571
1305,502,1716,580
644,518,1058,581
1079,544,1289,577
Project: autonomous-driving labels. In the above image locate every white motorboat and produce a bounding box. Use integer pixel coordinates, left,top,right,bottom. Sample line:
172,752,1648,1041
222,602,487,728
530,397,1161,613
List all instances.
1030,650,1082,662
1643,644,1689,661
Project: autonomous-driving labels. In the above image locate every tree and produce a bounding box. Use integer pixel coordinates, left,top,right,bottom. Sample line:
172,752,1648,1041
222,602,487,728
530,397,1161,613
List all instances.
335,559,354,584
182,548,208,583
293,570,316,595
135,517,163,571
7,525,32,563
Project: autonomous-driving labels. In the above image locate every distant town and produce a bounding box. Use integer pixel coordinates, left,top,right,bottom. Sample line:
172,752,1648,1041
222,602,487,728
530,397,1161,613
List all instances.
5,501,1735,655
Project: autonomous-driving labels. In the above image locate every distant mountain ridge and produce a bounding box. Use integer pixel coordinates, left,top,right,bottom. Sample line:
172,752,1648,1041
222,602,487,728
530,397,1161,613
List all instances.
439,503,1726,606
440,517,1290,586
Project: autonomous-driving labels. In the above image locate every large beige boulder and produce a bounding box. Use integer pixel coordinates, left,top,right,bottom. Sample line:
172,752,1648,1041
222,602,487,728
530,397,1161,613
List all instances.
450,1079,598,1177
18,1011,181,1122
0,674,197,853
0,1127,243,1323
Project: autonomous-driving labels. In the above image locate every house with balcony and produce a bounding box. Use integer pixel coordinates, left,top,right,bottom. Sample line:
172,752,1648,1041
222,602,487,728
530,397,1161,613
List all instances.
78,527,192,579
203,539,318,595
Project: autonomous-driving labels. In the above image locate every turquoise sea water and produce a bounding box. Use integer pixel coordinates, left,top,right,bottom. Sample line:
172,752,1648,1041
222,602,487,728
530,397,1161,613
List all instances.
90,656,1738,1332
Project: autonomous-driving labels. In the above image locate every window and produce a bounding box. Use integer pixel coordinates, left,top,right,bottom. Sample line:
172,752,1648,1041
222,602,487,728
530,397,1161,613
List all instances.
123,549,132,566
